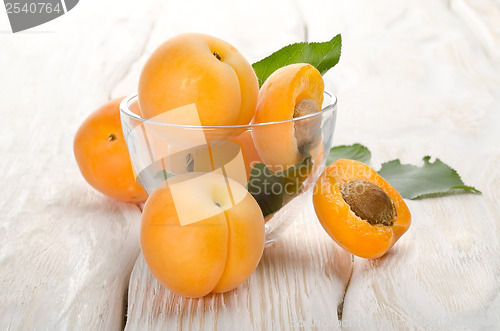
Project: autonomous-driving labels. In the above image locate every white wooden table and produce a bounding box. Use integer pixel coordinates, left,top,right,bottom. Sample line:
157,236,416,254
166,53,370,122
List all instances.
1,0,500,329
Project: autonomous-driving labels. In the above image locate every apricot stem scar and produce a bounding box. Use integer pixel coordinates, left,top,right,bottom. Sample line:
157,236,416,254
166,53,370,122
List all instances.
213,51,222,61
108,133,117,141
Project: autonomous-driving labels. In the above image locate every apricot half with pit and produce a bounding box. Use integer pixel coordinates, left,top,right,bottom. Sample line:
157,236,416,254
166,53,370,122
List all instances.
252,63,324,172
313,159,411,258
138,33,259,126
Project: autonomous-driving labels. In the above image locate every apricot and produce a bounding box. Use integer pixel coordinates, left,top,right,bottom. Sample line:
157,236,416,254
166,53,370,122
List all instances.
230,130,263,180
138,33,259,126
252,63,324,172
313,159,411,259
150,138,250,189
74,97,148,202
140,172,265,298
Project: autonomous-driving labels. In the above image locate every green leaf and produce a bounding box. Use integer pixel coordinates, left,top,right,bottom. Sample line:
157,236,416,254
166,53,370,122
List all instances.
252,34,342,87
247,163,285,218
282,155,313,194
327,144,372,165
378,156,481,200
247,155,312,217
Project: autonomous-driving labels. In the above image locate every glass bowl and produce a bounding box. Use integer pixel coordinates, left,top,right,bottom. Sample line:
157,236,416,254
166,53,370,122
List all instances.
120,91,337,245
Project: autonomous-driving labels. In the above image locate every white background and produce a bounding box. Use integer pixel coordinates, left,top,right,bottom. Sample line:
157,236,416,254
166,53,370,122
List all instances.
1,0,500,329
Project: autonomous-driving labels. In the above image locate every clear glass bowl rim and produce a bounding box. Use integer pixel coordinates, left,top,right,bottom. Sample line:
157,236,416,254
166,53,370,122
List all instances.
120,90,337,129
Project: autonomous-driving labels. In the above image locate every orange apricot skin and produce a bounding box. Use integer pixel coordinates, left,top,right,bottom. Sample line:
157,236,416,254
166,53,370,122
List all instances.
212,192,265,293
138,33,258,126
73,97,148,203
312,159,411,259
140,178,265,298
140,186,228,298
252,63,324,171
230,130,263,180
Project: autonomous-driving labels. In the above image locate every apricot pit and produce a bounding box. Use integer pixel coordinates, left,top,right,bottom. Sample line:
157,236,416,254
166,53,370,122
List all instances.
293,98,321,153
340,179,396,226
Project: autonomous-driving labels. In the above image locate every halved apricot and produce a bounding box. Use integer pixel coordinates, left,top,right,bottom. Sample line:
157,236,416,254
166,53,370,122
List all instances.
313,159,411,258
252,63,324,172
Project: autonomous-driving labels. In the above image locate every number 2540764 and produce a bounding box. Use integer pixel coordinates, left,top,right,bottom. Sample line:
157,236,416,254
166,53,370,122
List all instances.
5,2,62,14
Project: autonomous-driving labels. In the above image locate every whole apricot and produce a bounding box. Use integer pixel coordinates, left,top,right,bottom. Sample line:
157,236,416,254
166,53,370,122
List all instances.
141,172,265,297
74,97,148,203
138,33,259,126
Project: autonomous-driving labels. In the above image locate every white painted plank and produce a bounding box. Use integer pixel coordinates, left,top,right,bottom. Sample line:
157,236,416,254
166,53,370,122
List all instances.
344,194,500,329
123,0,350,329
1,0,500,329
111,0,308,98
296,0,500,328
126,196,352,331
0,0,161,329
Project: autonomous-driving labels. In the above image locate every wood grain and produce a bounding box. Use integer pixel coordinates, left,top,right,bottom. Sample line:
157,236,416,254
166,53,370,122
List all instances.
1,0,499,330
0,0,157,329
126,197,352,331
